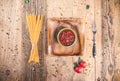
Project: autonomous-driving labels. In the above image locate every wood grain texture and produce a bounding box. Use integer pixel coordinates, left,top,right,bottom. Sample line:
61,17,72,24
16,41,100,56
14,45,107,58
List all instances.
101,0,120,81
22,0,47,81
0,0,47,81
46,0,102,81
0,0,119,81
0,0,23,81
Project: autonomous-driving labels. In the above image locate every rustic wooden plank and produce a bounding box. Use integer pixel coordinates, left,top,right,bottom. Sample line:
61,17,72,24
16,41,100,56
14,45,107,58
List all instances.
101,0,120,81
0,0,47,81
22,0,47,81
0,0,24,81
94,0,102,81
113,0,120,70
46,0,102,81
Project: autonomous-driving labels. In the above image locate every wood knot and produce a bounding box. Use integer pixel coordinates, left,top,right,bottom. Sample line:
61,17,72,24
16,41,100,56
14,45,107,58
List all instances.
97,77,101,81
108,64,114,75
5,69,10,76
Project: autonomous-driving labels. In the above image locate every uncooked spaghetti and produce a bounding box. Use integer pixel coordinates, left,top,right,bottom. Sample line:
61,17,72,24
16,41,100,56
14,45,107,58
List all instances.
26,14,44,63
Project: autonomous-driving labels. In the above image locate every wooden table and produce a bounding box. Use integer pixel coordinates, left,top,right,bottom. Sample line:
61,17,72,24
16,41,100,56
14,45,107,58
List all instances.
0,0,120,81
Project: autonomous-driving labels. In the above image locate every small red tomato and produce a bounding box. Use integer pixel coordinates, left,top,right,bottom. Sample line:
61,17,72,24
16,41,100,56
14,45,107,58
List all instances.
75,66,83,73
80,61,87,68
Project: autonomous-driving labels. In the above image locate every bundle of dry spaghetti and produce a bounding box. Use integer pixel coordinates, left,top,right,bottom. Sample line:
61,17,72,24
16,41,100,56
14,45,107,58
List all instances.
26,14,44,63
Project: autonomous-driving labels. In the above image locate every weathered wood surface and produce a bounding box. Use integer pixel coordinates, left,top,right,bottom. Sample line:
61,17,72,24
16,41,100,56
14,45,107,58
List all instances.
0,0,47,81
0,0,24,81
0,0,119,81
101,0,120,81
22,0,47,81
46,0,102,81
